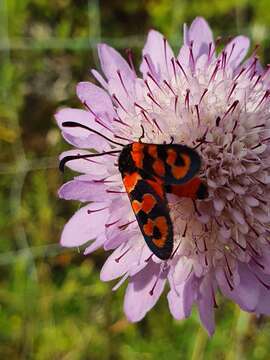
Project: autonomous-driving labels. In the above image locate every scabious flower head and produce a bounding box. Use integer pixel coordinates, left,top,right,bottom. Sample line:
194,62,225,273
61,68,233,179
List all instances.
56,17,270,335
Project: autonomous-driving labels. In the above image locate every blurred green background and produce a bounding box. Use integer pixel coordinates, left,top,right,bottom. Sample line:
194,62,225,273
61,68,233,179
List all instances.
1,0,270,359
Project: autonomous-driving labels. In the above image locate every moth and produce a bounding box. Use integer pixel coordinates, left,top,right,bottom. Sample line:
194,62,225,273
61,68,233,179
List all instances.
60,121,208,260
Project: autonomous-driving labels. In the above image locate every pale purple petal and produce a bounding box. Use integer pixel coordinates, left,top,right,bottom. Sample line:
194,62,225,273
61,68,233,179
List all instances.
167,284,186,320
60,202,109,247
124,261,167,322
76,82,116,120
128,246,153,276
223,36,250,70
62,132,110,151
104,199,136,249
253,246,270,275
97,44,137,108
103,229,130,250
59,149,115,174
84,234,106,255
58,180,109,202
140,30,174,80
75,169,119,182
97,43,135,81
198,275,215,336
182,273,198,317
173,257,193,285
177,44,190,70
255,285,270,315
55,108,113,140
101,239,145,281
242,56,264,76
247,263,270,315
56,108,99,135
91,69,108,89
216,263,260,312
183,17,214,59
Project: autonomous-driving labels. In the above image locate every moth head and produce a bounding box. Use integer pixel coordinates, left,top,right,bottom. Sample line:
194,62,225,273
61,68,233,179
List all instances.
118,144,137,174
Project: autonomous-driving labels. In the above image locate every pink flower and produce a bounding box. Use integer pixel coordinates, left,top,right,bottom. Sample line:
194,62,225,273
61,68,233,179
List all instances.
57,17,270,335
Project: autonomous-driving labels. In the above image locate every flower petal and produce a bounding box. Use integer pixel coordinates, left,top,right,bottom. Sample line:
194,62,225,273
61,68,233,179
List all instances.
91,69,108,89
60,202,109,247
100,237,145,281
124,261,167,322
167,284,186,320
59,149,116,174
97,43,134,81
173,257,193,285
223,36,250,70
256,286,270,315
97,44,136,109
140,30,174,80
84,233,106,255
216,262,260,312
182,273,198,317
55,108,113,141
104,198,136,250
248,263,270,315
198,275,215,336
184,17,214,59
58,180,109,202
62,132,110,151
76,82,116,120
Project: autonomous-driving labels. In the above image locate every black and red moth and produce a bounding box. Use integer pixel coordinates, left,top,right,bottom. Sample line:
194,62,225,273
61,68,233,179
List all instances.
118,142,207,260
60,121,208,260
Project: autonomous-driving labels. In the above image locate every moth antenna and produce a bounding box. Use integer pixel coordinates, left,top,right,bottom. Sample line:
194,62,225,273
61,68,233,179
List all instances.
62,121,125,147
59,150,121,172
139,124,145,143
163,136,174,145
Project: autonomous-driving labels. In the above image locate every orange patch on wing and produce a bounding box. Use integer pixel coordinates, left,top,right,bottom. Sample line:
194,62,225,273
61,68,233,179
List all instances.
131,143,144,168
131,152,143,168
146,178,164,199
123,172,142,192
153,159,165,177
171,166,187,179
132,142,145,152
142,194,156,213
171,153,191,179
166,149,177,166
132,194,156,214
132,200,142,214
143,219,154,236
147,145,158,158
152,216,169,248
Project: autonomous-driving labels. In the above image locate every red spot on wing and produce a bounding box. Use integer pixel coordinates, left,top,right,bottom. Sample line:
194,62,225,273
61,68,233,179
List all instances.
123,172,142,192
131,142,145,169
146,178,164,199
169,177,203,199
132,193,157,214
169,152,191,180
143,216,169,249
132,200,141,214
147,145,158,158
143,219,154,236
166,148,177,166
153,159,165,177
153,216,169,248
